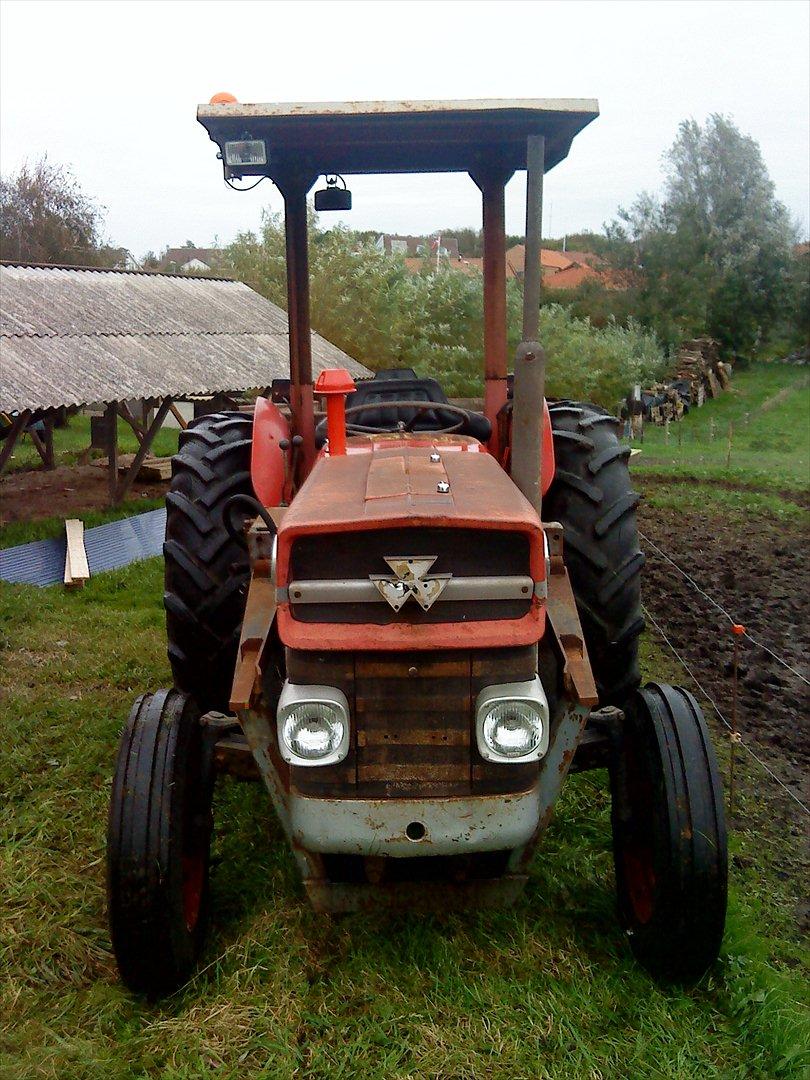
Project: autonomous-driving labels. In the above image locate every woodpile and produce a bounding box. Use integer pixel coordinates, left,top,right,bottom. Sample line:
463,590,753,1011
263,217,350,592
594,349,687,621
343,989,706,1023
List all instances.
629,337,733,426
674,337,732,408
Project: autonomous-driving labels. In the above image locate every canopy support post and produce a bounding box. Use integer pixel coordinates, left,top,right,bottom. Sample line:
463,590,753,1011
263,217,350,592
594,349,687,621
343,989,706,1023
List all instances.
0,409,32,475
276,170,318,480
113,397,174,505
470,166,514,454
104,402,119,506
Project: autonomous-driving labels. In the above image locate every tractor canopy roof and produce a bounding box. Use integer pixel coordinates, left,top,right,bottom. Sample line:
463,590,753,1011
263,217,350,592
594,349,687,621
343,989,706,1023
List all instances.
196,98,599,176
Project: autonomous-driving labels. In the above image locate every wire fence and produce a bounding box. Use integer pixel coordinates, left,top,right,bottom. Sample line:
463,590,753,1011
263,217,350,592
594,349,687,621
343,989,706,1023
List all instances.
639,529,810,688
641,603,809,817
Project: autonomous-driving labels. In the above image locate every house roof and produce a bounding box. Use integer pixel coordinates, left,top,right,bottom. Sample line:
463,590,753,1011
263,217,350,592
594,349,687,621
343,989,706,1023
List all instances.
0,263,370,412
198,97,599,175
505,245,574,276
160,246,220,269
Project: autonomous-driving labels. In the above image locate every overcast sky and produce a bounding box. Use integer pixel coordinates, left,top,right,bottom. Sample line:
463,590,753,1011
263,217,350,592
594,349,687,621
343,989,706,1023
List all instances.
1,0,808,257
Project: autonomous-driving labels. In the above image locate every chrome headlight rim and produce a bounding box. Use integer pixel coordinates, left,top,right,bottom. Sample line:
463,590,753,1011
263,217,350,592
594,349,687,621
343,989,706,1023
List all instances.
277,682,350,767
475,676,549,764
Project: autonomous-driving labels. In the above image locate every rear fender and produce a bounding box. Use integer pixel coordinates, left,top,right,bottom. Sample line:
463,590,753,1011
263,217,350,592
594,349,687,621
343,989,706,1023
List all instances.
251,397,289,507
541,400,555,496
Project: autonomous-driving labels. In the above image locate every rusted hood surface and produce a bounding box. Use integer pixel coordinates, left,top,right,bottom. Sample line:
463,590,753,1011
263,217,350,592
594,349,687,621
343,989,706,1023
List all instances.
280,441,541,536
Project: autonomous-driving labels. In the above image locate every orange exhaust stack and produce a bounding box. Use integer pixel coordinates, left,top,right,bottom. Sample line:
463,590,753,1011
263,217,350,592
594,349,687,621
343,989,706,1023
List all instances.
315,368,356,455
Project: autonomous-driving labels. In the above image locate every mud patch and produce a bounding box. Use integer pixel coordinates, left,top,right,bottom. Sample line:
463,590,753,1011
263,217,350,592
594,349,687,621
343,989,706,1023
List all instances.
0,464,169,527
638,496,808,799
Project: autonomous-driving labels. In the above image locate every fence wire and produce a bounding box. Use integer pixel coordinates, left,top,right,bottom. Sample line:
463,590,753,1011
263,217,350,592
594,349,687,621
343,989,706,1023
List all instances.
639,530,810,688
642,603,809,816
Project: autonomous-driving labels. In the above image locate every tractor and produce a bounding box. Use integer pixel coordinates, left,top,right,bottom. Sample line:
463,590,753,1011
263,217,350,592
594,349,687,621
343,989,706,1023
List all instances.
106,98,727,995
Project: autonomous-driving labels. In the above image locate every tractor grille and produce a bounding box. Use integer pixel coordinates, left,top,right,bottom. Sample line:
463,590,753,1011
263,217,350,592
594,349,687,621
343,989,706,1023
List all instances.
286,647,539,799
288,527,532,624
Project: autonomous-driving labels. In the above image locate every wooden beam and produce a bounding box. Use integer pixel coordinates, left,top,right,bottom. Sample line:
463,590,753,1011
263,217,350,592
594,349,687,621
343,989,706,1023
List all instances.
116,403,146,445
113,398,173,505
42,413,56,469
0,410,32,474
63,519,90,588
168,401,188,430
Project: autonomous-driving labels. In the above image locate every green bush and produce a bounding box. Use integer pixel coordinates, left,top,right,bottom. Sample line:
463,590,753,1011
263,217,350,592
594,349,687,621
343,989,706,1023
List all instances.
226,214,664,407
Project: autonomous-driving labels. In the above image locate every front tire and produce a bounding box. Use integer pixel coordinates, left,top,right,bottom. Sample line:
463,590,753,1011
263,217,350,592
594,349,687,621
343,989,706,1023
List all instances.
107,690,215,995
610,683,728,981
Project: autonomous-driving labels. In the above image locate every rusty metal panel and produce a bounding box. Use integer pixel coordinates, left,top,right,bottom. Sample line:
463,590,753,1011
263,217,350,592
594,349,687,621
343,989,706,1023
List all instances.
0,264,370,412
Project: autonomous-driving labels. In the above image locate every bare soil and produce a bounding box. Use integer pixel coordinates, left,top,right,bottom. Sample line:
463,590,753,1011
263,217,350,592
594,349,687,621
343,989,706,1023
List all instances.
0,464,169,526
637,493,809,816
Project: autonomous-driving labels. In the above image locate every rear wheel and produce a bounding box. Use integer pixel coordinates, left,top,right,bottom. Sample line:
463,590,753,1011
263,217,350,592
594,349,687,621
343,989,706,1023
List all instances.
545,401,644,705
107,689,215,995
610,683,728,981
164,412,254,712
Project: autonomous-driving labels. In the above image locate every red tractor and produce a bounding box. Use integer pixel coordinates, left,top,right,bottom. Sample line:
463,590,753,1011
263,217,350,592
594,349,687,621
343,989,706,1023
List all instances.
107,98,727,994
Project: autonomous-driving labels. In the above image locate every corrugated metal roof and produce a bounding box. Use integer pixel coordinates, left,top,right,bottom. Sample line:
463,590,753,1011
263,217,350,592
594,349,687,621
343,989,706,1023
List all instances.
0,263,370,411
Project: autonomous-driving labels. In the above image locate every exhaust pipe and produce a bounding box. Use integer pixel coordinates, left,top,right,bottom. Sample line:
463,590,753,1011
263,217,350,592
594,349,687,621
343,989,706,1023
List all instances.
510,135,546,518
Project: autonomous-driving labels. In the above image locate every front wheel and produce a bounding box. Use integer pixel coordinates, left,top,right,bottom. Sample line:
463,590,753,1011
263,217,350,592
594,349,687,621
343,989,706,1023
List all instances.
610,683,728,981
107,689,215,995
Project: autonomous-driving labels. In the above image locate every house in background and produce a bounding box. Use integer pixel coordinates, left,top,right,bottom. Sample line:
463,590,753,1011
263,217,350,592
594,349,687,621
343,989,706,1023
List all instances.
376,234,461,261
158,245,223,273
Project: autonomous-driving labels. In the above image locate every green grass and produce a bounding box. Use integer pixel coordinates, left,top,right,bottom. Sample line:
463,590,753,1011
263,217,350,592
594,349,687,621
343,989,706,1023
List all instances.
1,561,808,1079
631,363,810,492
1,362,808,1077
3,413,180,474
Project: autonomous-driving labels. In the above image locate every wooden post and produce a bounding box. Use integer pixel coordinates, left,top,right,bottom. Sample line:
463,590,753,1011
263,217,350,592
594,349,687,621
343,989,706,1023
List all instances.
104,402,118,505
725,421,733,469
42,413,56,469
113,397,174,505
168,401,189,430
0,409,32,474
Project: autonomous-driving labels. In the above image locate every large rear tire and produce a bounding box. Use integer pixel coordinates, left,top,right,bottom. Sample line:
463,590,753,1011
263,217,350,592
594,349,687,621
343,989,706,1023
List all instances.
545,402,644,705
164,412,254,712
107,690,215,995
610,683,728,981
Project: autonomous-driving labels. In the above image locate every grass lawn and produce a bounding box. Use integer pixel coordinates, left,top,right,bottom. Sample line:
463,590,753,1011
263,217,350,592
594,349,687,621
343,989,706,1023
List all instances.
631,362,810,493
3,413,181,474
1,574,808,1078
1,363,808,1078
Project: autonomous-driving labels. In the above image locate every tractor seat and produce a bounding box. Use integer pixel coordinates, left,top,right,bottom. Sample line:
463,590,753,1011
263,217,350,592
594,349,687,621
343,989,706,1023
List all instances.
316,369,491,445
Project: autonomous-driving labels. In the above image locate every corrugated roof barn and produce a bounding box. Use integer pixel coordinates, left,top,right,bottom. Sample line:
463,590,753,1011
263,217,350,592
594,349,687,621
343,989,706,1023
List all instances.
0,263,370,412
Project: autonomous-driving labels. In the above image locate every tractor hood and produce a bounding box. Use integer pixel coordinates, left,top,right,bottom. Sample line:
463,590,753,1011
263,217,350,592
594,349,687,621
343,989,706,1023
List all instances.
274,438,546,652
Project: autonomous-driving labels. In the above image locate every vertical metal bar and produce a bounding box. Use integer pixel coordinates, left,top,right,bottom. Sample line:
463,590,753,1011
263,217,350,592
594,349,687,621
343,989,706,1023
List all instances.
522,135,545,340
282,177,317,476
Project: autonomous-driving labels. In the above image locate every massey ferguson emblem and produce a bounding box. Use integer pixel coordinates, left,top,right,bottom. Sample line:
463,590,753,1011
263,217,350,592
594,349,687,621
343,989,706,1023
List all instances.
370,556,451,612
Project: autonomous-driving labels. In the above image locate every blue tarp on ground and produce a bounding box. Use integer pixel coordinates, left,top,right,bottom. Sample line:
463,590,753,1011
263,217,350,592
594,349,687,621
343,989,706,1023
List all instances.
0,508,167,586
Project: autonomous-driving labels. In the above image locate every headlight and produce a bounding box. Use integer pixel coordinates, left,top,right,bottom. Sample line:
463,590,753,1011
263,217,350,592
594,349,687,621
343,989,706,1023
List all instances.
224,139,267,166
277,683,350,766
476,677,549,763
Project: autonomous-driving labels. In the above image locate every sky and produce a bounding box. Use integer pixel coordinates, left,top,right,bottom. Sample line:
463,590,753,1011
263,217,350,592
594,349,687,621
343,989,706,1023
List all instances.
1,0,808,258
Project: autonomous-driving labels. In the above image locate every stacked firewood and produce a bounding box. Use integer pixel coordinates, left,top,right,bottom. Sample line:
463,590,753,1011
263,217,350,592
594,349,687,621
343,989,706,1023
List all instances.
674,338,731,407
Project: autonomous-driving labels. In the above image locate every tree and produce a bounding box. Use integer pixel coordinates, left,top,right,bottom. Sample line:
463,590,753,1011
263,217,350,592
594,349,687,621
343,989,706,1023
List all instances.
608,115,796,355
0,157,116,266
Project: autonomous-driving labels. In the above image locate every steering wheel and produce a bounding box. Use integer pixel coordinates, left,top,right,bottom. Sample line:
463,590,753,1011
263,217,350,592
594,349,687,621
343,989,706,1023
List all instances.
316,399,470,438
